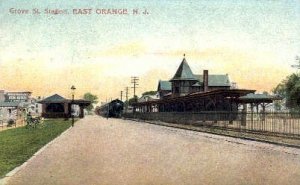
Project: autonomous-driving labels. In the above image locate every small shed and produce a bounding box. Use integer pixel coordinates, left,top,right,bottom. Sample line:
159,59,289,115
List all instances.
39,94,91,118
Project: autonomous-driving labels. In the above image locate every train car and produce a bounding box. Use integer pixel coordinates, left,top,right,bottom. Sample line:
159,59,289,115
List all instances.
96,99,124,118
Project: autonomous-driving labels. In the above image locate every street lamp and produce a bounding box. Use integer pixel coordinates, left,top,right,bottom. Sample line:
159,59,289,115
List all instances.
71,85,76,127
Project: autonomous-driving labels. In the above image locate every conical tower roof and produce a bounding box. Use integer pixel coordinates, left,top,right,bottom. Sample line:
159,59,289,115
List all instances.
170,56,197,81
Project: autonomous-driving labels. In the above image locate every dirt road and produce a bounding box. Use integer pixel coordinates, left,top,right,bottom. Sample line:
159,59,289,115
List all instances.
6,116,300,185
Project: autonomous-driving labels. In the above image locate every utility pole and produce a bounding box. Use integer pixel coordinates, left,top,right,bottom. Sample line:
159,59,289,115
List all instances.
131,76,139,102
125,87,129,102
125,87,129,112
120,91,123,101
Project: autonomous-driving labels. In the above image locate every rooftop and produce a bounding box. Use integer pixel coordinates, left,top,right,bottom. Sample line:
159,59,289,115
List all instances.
170,57,198,81
158,80,172,91
39,94,66,103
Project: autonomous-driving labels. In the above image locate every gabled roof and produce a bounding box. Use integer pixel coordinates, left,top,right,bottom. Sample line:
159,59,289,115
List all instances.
238,93,282,103
158,80,172,91
0,101,21,107
194,74,231,87
38,94,91,106
39,94,66,103
138,94,159,103
170,58,197,81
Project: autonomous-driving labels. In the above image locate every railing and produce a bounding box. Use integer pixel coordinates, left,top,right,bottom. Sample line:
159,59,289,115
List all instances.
123,112,300,138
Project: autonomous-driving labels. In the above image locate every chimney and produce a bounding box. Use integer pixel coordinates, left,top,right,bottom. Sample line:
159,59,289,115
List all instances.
203,70,208,92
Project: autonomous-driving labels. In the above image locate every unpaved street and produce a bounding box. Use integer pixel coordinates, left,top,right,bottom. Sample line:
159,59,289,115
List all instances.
6,116,300,185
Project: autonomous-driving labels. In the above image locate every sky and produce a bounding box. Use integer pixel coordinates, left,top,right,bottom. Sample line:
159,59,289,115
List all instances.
0,0,300,102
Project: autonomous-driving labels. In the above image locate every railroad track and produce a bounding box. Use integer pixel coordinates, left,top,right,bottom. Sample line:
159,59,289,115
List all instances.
123,117,300,149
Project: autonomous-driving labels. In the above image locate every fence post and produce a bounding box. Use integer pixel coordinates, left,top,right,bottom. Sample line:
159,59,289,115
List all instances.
229,111,233,125
241,104,247,126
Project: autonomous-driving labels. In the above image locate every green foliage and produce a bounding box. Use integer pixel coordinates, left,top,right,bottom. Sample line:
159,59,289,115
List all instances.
285,74,300,109
7,119,15,127
124,95,138,106
142,91,157,96
273,82,286,98
262,91,269,95
273,73,300,110
0,119,72,177
83,92,99,112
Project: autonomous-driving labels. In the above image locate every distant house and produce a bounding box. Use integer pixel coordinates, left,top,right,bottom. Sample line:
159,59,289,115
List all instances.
0,90,34,122
26,99,43,116
138,94,159,103
0,102,20,122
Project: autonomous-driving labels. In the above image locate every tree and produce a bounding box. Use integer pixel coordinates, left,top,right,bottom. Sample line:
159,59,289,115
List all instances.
285,74,300,109
142,91,157,96
273,73,300,110
273,82,286,98
83,92,99,112
129,95,138,105
124,95,138,107
262,91,269,95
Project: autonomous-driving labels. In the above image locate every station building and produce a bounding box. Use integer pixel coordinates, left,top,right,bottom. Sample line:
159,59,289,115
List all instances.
39,94,90,118
134,56,280,113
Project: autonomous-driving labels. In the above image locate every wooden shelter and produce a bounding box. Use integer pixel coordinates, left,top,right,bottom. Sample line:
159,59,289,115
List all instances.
39,94,91,118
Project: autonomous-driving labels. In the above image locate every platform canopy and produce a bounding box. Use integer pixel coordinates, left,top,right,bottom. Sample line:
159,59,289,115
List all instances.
132,89,256,112
237,93,282,104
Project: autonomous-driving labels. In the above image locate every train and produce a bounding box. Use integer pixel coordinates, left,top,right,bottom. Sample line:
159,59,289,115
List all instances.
96,99,124,118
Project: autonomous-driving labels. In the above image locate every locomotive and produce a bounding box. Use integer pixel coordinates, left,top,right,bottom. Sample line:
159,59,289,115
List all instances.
96,99,124,118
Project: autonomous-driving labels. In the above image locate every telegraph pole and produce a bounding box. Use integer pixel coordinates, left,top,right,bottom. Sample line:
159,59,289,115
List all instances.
125,87,129,102
131,76,139,102
120,91,123,101
125,87,129,112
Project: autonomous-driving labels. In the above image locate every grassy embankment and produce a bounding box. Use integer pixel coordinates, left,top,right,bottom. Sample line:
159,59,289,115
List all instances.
0,119,72,178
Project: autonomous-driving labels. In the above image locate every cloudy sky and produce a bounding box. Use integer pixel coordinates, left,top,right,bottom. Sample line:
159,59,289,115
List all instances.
0,0,300,101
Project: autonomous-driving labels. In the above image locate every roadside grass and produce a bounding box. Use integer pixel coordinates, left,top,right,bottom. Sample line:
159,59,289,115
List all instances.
0,119,73,178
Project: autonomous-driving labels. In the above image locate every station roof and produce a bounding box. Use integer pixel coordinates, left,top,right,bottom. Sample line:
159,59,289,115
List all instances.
158,56,231,88
158,80,172,91
39,94,91,106
170,58,198,81
134,89,256,106
39,94,66,103
194,74,230,87
238,93,282,103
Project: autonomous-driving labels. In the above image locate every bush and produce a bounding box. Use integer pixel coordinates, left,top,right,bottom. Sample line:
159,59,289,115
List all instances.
7,119,15,127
